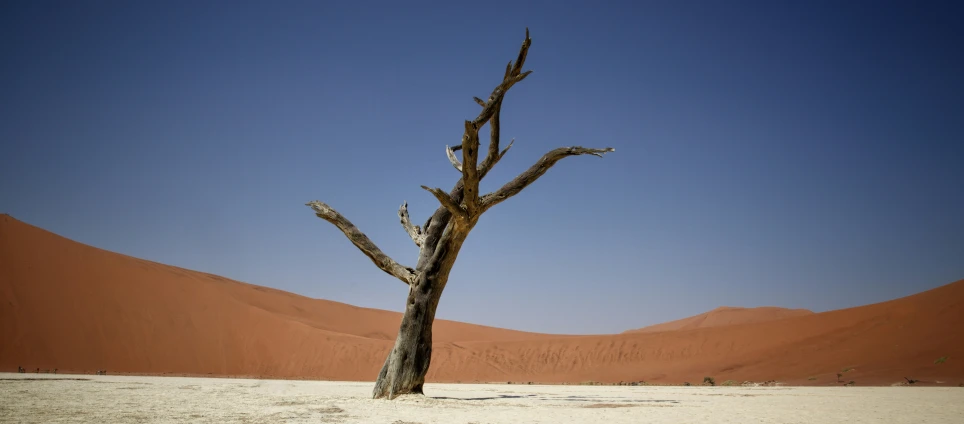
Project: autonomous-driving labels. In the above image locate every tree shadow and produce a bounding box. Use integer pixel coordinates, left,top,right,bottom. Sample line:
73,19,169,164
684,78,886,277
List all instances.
432,394,538,401
431,394,679,404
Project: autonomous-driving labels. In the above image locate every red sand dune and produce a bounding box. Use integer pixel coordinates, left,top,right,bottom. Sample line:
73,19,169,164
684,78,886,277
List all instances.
623,306,814,334
2,214,963,386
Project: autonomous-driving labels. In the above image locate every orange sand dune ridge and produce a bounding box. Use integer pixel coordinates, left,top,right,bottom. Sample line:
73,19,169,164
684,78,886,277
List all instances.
624,306,814,334
2,214,962,386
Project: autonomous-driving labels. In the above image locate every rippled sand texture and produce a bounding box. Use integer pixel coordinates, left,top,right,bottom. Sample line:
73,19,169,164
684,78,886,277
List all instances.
3,374,962,424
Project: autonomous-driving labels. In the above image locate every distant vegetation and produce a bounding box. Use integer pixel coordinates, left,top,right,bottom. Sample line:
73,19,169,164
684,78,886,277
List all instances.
834,367,855,383
703,376,715,386
807,376,817,381
721,380,737,386
935,356,948,364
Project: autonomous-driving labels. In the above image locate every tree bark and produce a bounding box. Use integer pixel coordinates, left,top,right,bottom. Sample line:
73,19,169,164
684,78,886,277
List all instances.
307,28,615,400
371,220,473,399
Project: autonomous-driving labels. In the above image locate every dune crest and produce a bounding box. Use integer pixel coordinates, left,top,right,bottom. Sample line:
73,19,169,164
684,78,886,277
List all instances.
2,215,962,385
624,306,814,333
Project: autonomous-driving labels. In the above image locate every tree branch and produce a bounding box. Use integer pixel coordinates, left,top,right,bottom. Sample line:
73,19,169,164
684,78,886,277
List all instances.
420,186,467,221
480,146,615,212
460,120,481,215
497,138,514,160
472,28,533,128
479,99,505,173
445,145,462,172
419,136,515,265
418,29,533,264
458,28,534,217
397,201,425,247
306,200,416,286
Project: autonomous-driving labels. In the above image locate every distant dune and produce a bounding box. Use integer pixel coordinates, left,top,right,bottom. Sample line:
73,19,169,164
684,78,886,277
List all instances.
623,306,814,334
2,214,962,386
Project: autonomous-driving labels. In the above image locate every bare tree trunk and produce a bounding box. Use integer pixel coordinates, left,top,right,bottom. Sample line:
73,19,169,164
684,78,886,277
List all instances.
372,216,475,398
306,29,614,400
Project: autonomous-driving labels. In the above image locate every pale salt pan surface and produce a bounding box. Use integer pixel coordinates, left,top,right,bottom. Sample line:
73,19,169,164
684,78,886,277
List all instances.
1,373,962,423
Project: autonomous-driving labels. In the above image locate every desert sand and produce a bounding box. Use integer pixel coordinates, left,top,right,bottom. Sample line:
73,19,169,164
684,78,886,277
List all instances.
2,373,962,423
2,214,963,386
623,306,814,333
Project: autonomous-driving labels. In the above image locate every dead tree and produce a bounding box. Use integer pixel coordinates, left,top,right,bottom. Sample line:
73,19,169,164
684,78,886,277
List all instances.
306,29,614,400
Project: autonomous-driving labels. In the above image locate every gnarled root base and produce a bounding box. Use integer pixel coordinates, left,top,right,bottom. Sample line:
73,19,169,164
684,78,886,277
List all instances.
371,336,433,399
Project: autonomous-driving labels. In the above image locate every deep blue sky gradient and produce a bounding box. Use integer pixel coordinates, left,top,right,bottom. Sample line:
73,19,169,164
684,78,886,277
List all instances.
2,0,962,334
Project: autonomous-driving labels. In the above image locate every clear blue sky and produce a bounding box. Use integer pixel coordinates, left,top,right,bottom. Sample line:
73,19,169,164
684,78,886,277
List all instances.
2,0,962,334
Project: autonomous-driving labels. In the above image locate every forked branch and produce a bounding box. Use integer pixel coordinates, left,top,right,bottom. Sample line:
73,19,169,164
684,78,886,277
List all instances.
459,28,534,218
420,185,467,221
306,200,416,285
420,57,528,260
447,139,512,174
471,29,533,128
480,146,615,212
398,201,426,247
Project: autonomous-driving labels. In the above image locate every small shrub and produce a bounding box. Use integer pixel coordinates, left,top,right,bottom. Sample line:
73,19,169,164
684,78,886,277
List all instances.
836,373,843,382
807,376,817,381
841,367,853,373
683,382,691,386
722,380,737,386
935,356,948,364
703,376,716,386
845,380,855,386
904,377,918,385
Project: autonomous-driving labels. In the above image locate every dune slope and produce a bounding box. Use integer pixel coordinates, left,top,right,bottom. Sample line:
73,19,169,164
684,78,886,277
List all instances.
624,306,814,333
2,215,962,385
0,215,552,380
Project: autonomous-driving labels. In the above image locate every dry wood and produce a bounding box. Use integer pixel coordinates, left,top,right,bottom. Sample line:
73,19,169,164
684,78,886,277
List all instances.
481,146,615,213
397,202,425,247
420,185,467,221
306,200,415,286
445,145,463,171
306,28,613,400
